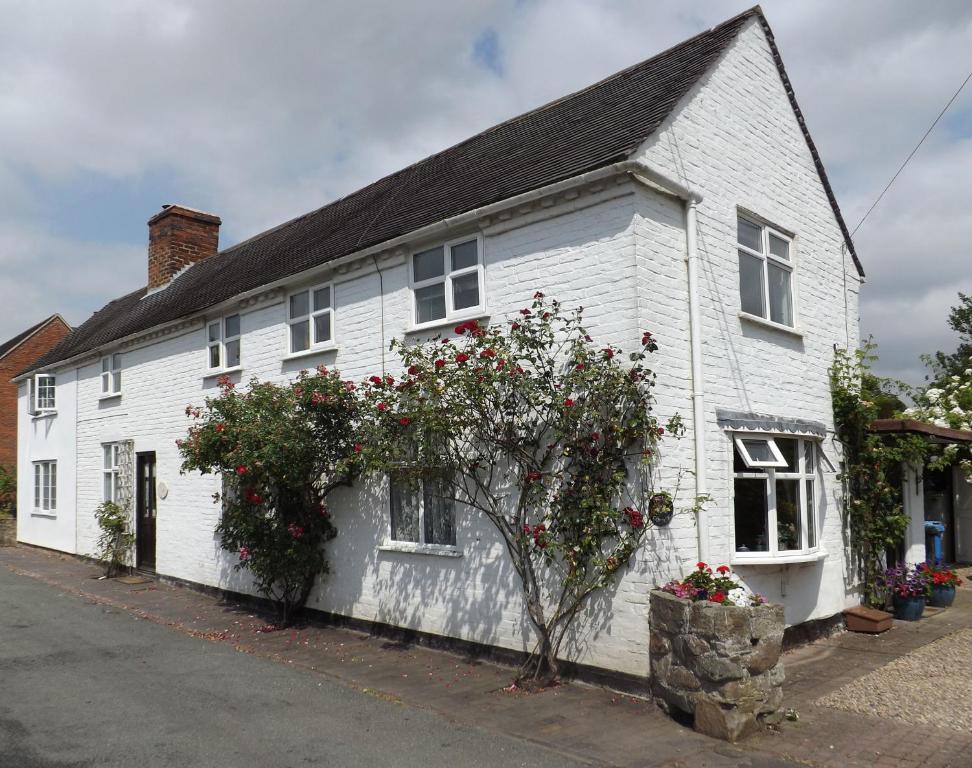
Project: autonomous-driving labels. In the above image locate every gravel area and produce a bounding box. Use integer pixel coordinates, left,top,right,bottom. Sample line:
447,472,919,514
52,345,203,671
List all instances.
818,628,972,731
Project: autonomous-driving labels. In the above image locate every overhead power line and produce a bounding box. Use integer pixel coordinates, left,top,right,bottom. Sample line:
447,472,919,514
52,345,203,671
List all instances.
851,66,972,238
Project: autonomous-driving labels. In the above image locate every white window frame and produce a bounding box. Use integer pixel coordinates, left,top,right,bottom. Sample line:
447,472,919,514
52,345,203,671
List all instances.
101,353,122,397
32,374,56,414
408,234,485,329
733,436,787,469
387,476,457,549
286,281,335,356
33,460,57,514
731,433,820,561
737,214,796,328
103,443,121,504
206,314,241,373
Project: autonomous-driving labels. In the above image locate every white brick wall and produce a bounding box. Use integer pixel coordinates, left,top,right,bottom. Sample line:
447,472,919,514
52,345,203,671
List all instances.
17,18,861,676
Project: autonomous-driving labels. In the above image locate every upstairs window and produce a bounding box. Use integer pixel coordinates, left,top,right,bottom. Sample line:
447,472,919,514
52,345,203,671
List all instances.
411,236,483,326
207,314,241,371
30,374,56,414
389,477,456,547
737,215,794,327
733,435,818,557
288,283,334,354
101,354,122,396
33,461,57,513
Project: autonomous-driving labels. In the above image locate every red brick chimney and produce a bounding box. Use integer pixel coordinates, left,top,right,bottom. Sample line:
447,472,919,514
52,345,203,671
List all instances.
147,204,221,290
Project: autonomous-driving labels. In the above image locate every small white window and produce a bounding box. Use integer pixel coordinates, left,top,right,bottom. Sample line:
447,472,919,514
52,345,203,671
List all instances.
737,215,794,327
207,314,241,371
410,236,483,326
32,374,56,413
389,477,456,546
732,435,819,556
101,354,122,396
287,283,334,354
103,443,121,504
33,460,57,513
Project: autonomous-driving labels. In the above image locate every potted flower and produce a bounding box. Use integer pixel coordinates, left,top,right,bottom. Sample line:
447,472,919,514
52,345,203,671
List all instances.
881,564,930,621
659,561,767,606
918,562,962,607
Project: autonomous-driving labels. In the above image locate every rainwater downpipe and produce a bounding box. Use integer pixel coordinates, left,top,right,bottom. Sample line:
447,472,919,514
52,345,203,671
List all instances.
684,197,708,563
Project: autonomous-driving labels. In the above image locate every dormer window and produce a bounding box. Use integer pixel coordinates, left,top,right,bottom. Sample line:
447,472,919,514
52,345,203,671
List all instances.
207,314,241,372
410,236,484,326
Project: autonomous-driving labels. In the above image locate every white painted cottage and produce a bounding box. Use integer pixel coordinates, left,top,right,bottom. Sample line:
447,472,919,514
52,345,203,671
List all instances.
14,8,864,680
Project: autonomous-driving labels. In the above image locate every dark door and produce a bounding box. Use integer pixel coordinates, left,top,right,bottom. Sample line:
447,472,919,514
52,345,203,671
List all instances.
136,452,157,570
924,466,956,563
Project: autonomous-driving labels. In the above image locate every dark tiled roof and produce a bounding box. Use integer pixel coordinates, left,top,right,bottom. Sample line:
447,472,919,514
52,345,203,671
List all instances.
26,6,860,375
0,315,65,361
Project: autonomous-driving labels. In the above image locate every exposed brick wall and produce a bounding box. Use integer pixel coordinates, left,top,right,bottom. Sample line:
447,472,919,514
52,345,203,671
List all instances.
147,206,221,290
0,317,70,472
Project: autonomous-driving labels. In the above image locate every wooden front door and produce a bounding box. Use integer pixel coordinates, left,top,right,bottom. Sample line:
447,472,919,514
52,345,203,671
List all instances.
136,452,157,570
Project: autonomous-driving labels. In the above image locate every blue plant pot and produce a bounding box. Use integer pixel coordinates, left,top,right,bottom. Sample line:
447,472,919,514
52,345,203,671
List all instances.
892,594,925,621
928,585,956,608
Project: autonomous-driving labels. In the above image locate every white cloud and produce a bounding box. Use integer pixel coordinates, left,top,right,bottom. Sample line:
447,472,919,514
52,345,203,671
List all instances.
0,0,968,384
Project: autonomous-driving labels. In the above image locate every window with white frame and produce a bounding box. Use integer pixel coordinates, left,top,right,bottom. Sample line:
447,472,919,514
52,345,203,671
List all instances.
287,283,333,354
410,236,483,325
33,461,56,513
101,353,122,396
103,443,121,504
732,435,818,556
30,374,56,414
206,314,241,371
389,476,456,546
737,215,794,327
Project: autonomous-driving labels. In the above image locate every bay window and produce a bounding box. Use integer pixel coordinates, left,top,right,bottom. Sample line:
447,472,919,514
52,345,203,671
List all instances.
737,215,794,327
410,236,483,326
732,435,818,558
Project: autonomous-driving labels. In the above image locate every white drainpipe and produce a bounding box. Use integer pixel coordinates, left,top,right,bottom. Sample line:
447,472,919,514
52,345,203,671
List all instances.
684,198,708,562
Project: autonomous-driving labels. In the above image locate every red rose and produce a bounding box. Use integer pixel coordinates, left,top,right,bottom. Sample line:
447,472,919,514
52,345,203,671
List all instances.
455,353,470,364
480,348,496,358
533,291,544,299
236,465,247,476
377,402,388,412
603,348,614,359
563,398,574,407
641,331,654,345
353,443,363,454
511,322,520,331
542,312,551,320
399,417,411,426
519,309,531,316
407,365,420,375
624,506,644,529
316,365,329,375
434,359,446,369
656,427,665,436
216,423,225,433
369,375,383,385
287,523,304,540
575,362,585,371
496,359,507,370
239,546,250,561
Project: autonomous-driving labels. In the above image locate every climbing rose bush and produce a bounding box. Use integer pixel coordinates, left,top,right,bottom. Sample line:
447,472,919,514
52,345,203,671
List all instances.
358,294,686,685
904,372,972,473
178,369,358,625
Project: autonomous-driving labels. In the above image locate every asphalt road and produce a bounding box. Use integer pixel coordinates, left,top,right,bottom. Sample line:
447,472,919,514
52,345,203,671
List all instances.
0,565,586,768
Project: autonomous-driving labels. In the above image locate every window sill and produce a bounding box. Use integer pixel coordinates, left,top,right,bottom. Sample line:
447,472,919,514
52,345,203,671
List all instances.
378,542,463,558
31,412,57,421
31,510,56,519
203,366,242,380
731,549,827,566
406,310,490,335
98,393,122,402
284,344,338,362
739,312,803,339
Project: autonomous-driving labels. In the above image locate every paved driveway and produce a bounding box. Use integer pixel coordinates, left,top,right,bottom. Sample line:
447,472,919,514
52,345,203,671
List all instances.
0,564,585,768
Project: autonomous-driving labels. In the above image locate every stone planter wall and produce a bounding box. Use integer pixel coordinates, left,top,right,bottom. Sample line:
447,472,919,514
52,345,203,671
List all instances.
649,590,785,742
0,517,16,547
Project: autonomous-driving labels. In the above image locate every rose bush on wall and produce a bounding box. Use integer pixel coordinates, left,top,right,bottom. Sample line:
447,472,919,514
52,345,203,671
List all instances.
358,294,692,686
178,370,358,625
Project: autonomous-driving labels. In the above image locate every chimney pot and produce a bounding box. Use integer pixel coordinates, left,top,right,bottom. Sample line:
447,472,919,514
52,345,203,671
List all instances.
147,204,221,290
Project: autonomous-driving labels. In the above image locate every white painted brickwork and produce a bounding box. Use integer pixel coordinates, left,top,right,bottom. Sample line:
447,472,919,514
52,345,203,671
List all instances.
17,19,860,676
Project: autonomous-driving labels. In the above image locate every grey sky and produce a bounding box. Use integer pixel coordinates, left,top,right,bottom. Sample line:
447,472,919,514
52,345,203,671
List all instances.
1,1,970,385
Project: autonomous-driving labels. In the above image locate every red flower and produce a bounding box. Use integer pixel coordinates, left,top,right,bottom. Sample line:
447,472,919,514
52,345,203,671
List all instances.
496,359,507,370
239,546,250,562
542,312,551,320
215,423,225,433
399,416,411,426
479,348,496,358
353,443,363,454
563,398,575,407
590,432,600,441
603,348,614,359
245,489,263,505
454,319,480,335
369,375,383,385
511,322,520,331
696,561,708,571
656,427,665,436
716,565,730,575
624,506,644,529
287,523,305,540
316,365,329,375
407,365,420,375
575,362,585,371
519,308,531,316
377,402,388,412
434,359,446,369
455,353,470,364
641,331,654,345
235,465,247,476
710,591,726,604
384,375,394,386
533,291,544,299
